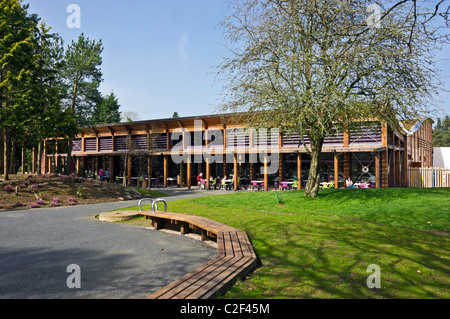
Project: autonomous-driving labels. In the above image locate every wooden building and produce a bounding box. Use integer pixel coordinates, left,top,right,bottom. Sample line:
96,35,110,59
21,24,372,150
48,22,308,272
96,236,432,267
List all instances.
36,113,434,190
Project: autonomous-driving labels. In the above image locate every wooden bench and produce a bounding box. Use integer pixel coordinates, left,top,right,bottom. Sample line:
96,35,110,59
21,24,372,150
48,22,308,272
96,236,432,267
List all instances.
139,211,258,299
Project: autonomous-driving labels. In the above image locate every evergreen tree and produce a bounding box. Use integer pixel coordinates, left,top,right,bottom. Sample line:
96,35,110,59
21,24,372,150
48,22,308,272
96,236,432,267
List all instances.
63,33,103,126
0,0,40,180
433,115,450,147
90,92,122,125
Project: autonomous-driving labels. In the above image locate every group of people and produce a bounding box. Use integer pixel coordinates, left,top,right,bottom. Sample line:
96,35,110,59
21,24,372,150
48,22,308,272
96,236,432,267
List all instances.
97,167,110,182
196,173,235,190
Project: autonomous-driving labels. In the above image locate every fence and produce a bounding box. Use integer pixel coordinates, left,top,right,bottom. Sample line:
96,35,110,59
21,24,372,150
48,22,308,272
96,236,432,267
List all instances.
408,168,450,188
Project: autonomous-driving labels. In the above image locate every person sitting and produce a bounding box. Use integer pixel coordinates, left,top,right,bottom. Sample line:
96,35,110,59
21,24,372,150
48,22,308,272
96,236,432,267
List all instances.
197,173,203,189
346,177,354,188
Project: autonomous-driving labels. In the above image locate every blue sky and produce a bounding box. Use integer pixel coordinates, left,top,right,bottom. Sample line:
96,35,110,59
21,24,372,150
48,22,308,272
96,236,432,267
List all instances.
27,0,450,121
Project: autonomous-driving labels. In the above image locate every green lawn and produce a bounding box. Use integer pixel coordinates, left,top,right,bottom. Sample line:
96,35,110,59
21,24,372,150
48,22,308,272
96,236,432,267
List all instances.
123,188,450,299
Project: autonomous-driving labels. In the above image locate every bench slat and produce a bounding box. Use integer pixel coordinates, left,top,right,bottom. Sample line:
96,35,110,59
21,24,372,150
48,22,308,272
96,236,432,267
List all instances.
140,211,258,299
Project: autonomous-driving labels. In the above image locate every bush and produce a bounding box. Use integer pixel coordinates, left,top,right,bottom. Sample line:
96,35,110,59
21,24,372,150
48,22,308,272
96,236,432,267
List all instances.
30,203,39,208
36,199,45,205
50,202,60,207
5,185,13,193
52,197,60,203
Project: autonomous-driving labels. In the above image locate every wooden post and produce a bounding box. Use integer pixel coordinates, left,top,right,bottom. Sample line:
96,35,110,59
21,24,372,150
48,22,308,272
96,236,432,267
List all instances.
297,152,302,190
279,153,284,186
179,161,184,187
264,153,269,191
127,155,132,186
375,151,380,189
205,130,210,190
334,152,339,189
76,157,81,175
187,157,192,189
164,155,169,187
233,153,238,191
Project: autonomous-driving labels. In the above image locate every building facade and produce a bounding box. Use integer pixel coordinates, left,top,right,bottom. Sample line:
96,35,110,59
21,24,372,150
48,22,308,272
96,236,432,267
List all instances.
36,113,434,190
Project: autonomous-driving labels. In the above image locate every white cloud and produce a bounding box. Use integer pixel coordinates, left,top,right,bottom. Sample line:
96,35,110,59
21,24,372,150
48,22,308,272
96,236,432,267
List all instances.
177,30,190,60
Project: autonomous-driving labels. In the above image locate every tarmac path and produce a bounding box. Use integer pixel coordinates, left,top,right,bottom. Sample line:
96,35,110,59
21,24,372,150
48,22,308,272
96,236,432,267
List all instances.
0,188,226,299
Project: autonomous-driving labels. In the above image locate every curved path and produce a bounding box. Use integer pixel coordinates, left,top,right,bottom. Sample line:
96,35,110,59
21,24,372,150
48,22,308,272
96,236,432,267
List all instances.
0,189,224,299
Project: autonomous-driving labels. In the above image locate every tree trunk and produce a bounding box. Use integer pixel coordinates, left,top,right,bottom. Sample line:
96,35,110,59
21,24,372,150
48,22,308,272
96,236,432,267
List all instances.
9,141,16,174
304,137,324,198
3,132,9,180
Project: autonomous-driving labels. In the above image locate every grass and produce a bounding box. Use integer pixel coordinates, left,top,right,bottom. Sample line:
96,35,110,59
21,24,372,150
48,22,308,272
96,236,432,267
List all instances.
120,187,450,299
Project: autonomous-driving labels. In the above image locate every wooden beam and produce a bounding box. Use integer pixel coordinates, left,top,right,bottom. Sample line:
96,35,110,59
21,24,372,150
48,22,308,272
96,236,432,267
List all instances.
375,151,380,188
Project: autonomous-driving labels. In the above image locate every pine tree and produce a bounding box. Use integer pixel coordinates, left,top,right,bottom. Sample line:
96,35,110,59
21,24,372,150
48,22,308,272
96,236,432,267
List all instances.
0,0,40,180
90,92,122,125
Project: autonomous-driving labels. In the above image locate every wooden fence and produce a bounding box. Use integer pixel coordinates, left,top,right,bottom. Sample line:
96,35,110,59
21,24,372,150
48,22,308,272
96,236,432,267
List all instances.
408,168,450,188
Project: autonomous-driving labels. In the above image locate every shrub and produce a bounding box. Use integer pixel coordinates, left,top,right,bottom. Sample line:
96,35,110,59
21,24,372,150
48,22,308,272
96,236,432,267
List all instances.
68,197,76,202
16,202,25,207
52,197,60,203
68,201,77,206
5,185,13,193
36,199,45,205
50,202,60,207
30,203,39,208
31,184,38,189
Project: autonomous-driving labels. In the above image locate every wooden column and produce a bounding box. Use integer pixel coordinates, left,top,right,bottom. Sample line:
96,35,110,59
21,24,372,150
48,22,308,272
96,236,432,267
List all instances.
279,153,284,184
127,155,132,186
297,152,302,190
334,152,339,189
205,130,210,190
164,155,169,187
233,153,238,191
179,161,184,187
375,151,380,189
187,157,192,189
264,153,269,191
403,136,408,187
76,157,81,175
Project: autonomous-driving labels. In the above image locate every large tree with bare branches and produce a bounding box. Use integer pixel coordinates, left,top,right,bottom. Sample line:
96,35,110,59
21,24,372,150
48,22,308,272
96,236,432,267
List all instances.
217,0,445,197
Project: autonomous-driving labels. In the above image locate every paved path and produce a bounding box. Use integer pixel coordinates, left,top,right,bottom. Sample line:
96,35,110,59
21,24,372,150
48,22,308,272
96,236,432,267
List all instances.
0,188,227,299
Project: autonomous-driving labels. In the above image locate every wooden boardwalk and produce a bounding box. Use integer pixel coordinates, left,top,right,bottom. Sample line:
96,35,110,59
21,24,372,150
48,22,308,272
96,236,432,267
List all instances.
139,211,258,299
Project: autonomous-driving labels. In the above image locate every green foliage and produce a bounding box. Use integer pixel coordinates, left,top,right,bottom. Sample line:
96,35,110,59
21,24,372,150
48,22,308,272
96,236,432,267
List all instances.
63,33,104,126
433,115,450,147
90,92,122,125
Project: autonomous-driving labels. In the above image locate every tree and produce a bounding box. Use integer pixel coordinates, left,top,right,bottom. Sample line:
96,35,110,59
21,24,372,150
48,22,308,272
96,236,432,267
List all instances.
218,0,442,197
433,115,450,147
63,33,103,126
0,0,40,180
63,33,103,174
90,92,122,125
172,111,180,118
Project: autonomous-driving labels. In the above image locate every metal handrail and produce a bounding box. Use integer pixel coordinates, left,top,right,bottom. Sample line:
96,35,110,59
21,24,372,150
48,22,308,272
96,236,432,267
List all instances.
151,198,167,214
138,198,154,213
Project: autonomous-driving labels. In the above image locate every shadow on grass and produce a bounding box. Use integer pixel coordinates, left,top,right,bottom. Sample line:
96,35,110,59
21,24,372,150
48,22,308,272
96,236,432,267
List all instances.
226,215,449,299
